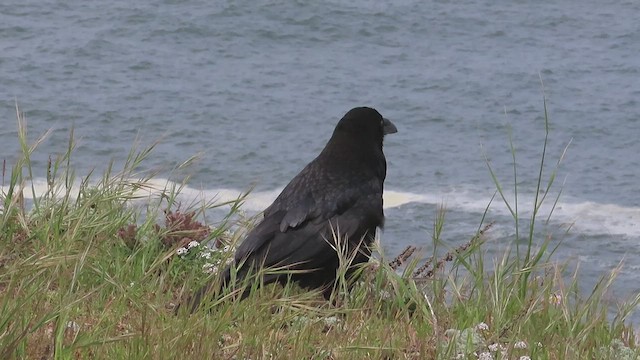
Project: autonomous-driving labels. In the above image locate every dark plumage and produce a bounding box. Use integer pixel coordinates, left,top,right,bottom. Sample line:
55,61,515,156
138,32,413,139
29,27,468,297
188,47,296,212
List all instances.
188,107,397,311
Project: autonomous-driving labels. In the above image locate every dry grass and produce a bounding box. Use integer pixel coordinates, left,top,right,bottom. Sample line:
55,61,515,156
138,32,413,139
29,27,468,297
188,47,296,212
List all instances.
1,103,639,359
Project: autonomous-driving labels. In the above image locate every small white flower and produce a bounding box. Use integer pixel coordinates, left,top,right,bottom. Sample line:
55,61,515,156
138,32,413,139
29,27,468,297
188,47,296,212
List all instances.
66,321,80,333
203,263,218,274
200,251,212,260
223,245,231,252
475,322,489,331
454,353,465,359
514,341,527,349
488,343,499,352
378,289,392,300
188,241,200,249
536,342,543,348
130,282,135,287
176,247,188,256
477,352,494,360
323,316,341,326
519,356,531,360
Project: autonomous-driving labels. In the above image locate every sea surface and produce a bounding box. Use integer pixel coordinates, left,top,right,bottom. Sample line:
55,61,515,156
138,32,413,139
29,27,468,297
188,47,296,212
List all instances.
1,0,639,314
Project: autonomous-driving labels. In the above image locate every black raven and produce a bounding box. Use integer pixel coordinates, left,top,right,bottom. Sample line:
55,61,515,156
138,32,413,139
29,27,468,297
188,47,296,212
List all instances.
189,107,396,310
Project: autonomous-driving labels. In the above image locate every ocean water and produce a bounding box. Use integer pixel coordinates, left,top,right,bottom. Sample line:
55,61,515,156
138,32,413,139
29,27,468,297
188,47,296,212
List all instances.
1,1,639,310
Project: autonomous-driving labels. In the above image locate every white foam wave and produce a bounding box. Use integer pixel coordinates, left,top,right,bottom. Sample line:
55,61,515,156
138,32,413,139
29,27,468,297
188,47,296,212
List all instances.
3,178,639,238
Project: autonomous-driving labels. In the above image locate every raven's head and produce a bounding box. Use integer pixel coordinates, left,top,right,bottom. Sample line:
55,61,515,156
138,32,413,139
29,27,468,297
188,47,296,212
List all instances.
323,106,396,182
335,107,398,143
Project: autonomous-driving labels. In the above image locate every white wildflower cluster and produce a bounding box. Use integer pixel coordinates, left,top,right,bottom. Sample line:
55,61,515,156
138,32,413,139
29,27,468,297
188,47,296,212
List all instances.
173,241,237,277
447,323,532,360
483,340,529,360
199,244,215,260
323,316,341,327
205,243,237,273
203,263,219,274
514,341,527,349
202,256,227,274
177,241,202,256
175,241,234,258
596,338,637,359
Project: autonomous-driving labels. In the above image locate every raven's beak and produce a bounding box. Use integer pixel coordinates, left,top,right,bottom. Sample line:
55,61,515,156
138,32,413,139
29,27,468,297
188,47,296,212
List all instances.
383,118,398,135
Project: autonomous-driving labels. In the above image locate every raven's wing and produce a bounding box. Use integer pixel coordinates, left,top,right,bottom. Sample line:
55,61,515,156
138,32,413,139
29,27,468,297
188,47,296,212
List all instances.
235,193,382,275
263,161,379,230
234,171,383,268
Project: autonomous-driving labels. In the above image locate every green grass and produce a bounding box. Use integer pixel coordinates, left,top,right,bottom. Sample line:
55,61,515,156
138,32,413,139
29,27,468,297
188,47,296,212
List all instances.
1,101,639,360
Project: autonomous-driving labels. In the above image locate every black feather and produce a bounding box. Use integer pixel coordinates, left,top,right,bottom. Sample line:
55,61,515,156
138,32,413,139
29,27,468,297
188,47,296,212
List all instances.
187,107,396,311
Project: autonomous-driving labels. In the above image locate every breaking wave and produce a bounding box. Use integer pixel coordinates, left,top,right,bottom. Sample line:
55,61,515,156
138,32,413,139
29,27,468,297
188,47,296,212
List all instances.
3,177,639,238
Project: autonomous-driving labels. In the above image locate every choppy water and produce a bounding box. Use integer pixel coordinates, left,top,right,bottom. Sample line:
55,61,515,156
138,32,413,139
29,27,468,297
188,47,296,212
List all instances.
2,0,640,311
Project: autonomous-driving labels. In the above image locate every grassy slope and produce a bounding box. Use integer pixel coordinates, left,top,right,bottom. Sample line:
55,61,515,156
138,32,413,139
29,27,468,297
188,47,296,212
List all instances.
1,104,639,360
